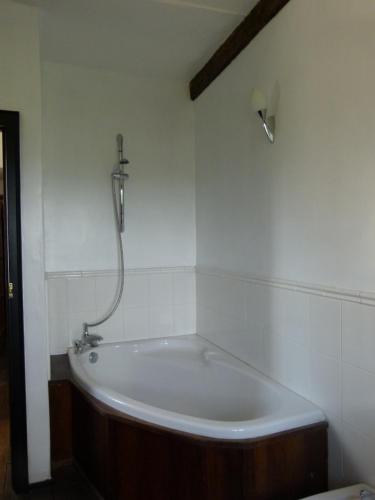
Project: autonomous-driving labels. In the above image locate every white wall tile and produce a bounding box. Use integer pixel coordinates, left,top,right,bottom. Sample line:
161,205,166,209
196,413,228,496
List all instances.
197,274,214,311
173,272,195,306
263,286,286,339
197,310,227,352
67,277,96,313
327,417,344,488
173,303,196,335
196,305,215,339
194,270,375,488
149,305,173,338
48,315,69,355
284,340,311,398
309,296,341,359
310,352,341,420
341,423,375,486
246,283,268,330
48,279,69,355
48,268,195,354
197,272,375,488
262,332,288,385
48,267,375,490
220,277,247,320
343,363,375,439
235,324,265,374
149,273,173,307
124,306,149,340
123,274,149,308
283,291,309,346
343,302,375,374
95,275,123,317
96,309,124,343
47,278,67,317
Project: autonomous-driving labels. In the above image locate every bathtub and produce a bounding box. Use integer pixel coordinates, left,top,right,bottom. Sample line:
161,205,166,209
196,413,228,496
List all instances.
68,334,325,440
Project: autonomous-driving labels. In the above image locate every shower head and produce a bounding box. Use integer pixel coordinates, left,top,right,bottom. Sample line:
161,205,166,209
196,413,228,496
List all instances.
116,133,129,165
117,133,123,155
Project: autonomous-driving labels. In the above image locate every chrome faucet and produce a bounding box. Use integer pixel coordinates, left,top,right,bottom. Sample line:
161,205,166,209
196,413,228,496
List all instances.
361,490,375,500
74,323,103,354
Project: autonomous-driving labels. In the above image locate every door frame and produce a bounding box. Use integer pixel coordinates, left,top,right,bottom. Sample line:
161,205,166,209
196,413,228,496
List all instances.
0,110,29,493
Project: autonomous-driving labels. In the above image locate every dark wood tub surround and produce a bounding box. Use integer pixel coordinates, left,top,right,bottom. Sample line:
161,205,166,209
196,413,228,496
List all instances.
49,355,72,465
49,355,328,500
50,354,71,382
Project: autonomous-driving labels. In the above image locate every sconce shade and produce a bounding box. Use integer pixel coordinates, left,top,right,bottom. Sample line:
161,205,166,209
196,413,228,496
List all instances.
250,88,267,112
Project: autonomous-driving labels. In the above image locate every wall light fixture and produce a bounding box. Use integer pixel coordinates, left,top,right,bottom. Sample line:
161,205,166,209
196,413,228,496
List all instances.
250,88,275,144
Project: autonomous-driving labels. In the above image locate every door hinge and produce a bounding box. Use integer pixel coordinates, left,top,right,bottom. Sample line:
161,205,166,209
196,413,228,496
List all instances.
8,282,14,299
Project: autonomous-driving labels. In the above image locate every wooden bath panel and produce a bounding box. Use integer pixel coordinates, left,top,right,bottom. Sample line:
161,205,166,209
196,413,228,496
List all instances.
49,376,328,500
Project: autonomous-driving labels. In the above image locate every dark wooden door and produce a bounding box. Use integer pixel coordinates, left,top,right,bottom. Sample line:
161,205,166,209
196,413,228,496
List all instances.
0,196,7,355
0,111,28,493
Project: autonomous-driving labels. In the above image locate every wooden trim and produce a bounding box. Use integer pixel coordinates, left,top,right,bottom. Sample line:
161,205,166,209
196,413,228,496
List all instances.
72,384,327,499
189,0,291,100
49,380,328,499
0,111,29,493
50,354,71,382
49,381,73,465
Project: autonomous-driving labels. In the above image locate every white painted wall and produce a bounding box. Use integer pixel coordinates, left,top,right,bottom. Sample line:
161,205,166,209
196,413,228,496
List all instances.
42,62,197,355
195,0,375,292
42,62,196,273
195,0,375,488
0,0,50,483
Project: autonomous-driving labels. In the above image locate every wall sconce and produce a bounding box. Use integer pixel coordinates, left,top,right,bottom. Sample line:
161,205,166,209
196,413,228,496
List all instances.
250,88,275,144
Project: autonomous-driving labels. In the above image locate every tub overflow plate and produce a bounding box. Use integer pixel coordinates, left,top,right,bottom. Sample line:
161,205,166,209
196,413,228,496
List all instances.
89,352,99,363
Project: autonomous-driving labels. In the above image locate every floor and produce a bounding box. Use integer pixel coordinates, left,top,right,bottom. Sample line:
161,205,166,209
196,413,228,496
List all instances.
2,465,100,499
0,350,10,498
0,352,97,500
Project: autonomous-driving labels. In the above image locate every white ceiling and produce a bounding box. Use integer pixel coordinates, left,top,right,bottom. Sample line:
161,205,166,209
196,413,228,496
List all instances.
13,0,258,80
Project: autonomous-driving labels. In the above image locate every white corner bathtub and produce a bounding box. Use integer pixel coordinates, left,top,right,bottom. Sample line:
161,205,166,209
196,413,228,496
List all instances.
68,334,325,440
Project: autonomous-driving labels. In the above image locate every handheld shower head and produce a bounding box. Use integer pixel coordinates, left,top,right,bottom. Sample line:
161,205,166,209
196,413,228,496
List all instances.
117,133,123,155
116,133,129,165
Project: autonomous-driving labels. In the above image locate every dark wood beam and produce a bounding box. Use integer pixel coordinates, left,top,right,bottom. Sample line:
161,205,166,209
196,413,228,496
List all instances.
189,0,291,100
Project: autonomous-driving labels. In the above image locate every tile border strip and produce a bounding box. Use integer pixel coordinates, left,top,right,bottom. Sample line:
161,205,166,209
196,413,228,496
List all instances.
45,266,196,280
197,266,375,306
46,265,375,306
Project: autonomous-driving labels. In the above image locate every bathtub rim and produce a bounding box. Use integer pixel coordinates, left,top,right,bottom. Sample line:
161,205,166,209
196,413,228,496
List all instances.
71,376,328,446
68,334,326,440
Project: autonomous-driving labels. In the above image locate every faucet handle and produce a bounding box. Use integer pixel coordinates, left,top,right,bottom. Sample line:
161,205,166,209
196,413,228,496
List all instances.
86,333,103,347
74,339,83,354
83,322,89,337
89,333,103,341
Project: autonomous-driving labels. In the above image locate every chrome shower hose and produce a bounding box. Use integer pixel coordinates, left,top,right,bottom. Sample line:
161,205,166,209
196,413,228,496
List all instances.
83,174,125,333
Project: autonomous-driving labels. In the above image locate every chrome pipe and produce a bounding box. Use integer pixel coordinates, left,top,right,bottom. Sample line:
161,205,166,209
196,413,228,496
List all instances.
81,134,130,339
119,178,124,233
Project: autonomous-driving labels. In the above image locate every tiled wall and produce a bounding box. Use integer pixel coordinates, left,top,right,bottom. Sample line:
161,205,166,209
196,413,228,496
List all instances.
196,268,375,488
48,263,375,487
47,267,196,355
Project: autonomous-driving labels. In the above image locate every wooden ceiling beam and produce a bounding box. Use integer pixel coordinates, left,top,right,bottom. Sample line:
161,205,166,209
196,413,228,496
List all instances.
189,0,291,100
